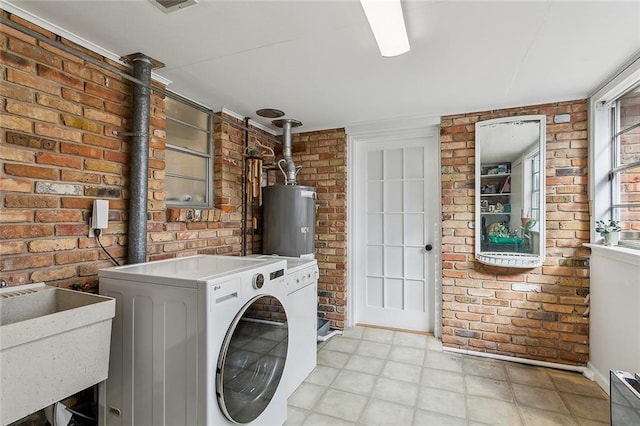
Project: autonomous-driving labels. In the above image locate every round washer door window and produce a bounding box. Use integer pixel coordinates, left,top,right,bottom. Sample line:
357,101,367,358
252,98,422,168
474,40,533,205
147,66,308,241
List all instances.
216,295,289,424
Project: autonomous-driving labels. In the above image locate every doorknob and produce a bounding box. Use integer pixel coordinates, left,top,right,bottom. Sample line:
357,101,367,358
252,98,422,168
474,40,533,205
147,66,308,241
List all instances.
425,244,433,251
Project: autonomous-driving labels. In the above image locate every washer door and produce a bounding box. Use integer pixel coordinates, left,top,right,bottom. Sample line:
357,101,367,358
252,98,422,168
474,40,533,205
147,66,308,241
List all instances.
216,295,289,424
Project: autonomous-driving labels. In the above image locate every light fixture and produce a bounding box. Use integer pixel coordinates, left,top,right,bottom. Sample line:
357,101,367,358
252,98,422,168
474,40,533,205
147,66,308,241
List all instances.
360,0,410,57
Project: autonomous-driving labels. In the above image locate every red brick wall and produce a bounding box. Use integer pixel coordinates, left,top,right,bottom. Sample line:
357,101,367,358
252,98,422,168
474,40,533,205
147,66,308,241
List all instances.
440,100,591,365
1,13,140,289
0,13,300,290
291,130,348,328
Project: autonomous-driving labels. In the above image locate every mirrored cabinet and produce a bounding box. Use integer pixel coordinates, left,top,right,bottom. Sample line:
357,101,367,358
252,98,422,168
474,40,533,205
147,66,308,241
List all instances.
475,115,546,268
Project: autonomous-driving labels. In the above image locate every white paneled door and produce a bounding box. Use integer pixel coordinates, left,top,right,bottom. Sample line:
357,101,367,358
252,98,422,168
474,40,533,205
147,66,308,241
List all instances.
353,134,438,332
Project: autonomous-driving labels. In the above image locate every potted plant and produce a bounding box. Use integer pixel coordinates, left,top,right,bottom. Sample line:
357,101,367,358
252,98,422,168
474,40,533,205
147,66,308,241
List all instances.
595,219,621,246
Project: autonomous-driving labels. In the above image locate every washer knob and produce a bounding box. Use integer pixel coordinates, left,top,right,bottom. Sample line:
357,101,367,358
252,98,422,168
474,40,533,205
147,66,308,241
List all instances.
253,273,265,289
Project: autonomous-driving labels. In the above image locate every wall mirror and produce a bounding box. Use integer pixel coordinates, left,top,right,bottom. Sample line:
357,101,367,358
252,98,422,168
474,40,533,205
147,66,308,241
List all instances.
475,115,546,268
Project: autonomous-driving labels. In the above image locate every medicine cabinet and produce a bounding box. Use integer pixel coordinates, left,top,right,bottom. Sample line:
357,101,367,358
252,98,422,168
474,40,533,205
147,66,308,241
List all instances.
475,115,546,268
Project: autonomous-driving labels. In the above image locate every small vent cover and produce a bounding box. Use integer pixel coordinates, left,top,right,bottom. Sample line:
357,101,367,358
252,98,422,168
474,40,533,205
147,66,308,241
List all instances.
150,0,197,13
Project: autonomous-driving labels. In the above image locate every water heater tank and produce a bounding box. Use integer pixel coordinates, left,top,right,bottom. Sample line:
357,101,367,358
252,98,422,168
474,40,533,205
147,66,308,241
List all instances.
263,185,316,257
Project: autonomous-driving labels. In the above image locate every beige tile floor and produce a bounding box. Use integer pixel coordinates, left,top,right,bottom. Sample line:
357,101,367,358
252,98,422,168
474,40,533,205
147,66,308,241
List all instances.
286,326,610,426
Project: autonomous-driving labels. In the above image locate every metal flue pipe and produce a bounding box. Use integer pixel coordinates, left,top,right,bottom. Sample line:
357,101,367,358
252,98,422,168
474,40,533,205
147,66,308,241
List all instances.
282,120,296,184
272,118,303,185
124,53,154,264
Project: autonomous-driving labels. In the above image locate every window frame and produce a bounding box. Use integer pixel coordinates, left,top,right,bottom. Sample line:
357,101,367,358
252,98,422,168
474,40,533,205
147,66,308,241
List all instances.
590,53,640,250
165,93,213,208
529,150,541,223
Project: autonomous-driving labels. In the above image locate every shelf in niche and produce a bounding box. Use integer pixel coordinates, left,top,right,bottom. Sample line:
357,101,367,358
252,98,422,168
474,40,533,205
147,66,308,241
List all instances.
481,212,511,215
480,173,511,178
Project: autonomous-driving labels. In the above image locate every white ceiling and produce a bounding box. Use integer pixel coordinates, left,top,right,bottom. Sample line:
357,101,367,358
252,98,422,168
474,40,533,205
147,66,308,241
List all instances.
4,0,640,133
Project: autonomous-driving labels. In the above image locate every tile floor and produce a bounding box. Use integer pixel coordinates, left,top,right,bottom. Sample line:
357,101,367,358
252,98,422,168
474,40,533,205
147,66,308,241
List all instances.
286,326,610,426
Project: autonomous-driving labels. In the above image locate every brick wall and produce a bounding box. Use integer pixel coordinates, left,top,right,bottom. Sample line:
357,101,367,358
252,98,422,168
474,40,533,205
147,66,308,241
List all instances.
440,100,591,365
0,13,333,297
1,12,141,289
291,130,348,328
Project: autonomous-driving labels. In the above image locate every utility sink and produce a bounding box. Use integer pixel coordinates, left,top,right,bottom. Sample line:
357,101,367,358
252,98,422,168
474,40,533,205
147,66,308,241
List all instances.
0,283,115,425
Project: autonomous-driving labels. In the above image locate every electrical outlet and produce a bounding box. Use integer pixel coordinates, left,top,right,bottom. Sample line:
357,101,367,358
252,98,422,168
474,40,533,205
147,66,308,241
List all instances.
88,199,109,237
88,219,97,237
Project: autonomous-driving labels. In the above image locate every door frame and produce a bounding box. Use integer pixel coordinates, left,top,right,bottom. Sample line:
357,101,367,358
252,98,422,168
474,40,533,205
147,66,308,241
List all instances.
346,117,442,337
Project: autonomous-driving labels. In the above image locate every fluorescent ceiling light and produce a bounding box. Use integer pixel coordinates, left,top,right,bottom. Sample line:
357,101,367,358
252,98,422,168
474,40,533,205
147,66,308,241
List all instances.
360,0,410,57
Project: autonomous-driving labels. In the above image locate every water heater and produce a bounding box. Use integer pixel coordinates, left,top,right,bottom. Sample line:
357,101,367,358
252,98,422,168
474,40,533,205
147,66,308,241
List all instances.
263,185,316,257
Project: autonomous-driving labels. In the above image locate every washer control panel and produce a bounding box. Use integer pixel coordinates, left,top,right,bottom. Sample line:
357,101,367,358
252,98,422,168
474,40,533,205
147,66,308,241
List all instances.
288,264,319,295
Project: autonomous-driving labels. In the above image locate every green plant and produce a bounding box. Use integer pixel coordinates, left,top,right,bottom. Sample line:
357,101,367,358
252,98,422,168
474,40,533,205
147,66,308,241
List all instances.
595,219,621,236
489,223,509,237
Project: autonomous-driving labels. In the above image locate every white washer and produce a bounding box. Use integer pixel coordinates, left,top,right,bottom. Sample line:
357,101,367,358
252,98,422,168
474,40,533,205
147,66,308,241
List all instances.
251,255,318,394
98,255,290,426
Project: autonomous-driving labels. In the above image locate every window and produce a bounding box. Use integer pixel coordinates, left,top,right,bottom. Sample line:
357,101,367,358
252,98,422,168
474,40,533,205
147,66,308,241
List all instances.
165,95,212,207
529,151,541,222
610,84,640,246
591,54,640,249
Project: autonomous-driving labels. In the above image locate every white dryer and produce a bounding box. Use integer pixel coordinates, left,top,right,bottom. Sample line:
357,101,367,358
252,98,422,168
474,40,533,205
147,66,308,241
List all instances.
98,255,290,426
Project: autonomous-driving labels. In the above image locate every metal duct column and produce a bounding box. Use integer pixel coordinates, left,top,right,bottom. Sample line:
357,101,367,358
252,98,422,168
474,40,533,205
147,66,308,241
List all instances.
121,53,156,264
272,118,302,185
263,185,316,257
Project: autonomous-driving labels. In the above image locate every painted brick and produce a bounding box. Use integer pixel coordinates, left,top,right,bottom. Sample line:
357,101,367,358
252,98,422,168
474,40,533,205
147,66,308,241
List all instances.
512,283,541,292
35,181,82,196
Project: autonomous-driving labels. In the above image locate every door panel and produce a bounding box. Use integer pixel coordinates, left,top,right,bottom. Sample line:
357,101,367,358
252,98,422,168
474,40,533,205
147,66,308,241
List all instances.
354,135,437,332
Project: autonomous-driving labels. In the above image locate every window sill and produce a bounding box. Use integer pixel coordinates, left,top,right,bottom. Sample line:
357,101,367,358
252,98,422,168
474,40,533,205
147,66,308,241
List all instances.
584,243,640,267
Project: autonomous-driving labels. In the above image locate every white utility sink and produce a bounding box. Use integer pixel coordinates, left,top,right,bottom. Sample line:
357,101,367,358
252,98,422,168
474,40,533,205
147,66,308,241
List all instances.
0,283,115,425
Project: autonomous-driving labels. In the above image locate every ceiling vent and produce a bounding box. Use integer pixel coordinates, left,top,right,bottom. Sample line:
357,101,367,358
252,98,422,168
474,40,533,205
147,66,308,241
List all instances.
149,0,197,13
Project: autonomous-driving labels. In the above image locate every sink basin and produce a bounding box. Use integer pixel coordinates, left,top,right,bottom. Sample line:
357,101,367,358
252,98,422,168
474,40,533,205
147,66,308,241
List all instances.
0,283,115,425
